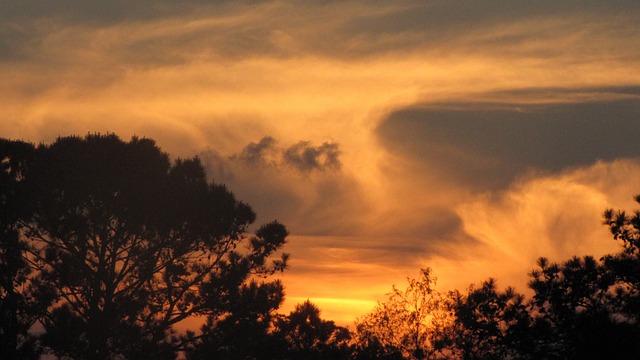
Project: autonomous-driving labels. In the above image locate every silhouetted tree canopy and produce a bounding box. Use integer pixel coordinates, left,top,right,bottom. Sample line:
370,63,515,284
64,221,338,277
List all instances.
273,299,352,359
4,133,640,360
353,268,453,360
450,279,532,359
0,134,289,359
525,255,640,359
603,202,640,322
185,279,286,360
0,139,41,360
186,298,350,360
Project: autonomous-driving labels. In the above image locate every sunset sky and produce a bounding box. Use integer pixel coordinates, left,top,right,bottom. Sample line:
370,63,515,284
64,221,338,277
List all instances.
2,1,640,326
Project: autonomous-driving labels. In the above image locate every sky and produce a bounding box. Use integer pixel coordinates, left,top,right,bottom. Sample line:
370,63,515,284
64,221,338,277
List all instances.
2,0,640,326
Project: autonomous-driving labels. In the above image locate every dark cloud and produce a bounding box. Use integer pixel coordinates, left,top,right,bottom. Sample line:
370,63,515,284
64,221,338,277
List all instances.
283,141,341,172
376,95,640,190
237,136,278,164
232,136,341,172
200,136,359,236
203,136,481,257
202,144,304,227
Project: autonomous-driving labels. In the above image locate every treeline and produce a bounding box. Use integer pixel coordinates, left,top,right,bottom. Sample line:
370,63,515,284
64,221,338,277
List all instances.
1,134,639,359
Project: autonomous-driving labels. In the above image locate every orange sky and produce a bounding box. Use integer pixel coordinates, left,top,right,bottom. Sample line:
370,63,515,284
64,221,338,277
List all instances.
2,1,640,326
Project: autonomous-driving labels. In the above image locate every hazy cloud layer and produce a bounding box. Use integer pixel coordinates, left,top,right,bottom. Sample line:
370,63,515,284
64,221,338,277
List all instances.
2,1,638,62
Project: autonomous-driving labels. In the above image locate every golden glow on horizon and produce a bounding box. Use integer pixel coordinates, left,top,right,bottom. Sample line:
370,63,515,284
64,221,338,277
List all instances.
286,297,378,326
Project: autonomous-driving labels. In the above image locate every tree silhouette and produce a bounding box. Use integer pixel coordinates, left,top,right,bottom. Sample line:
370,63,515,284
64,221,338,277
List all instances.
0,139,41,359
449,226,640,359
450,279,532,359
527,255,640,359
7,134,640,359
273,300,351,360
2,134,289,359
603,203,640,323
353,269,453,360
185,279,286,360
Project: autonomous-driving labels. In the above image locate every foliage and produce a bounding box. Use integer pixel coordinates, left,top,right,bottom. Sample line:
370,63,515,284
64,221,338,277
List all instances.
1,134,289,359
5,133,640,360
186,298,351,360
0,139,41,359
273,299,352,360
603,203,640,322
353,268,453,360
185,280,285,360
450,279,532,359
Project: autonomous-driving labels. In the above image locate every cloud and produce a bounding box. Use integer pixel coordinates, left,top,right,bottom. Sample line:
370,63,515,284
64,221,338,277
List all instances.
3,1,638,70
199,136,365,236
376,96,640,190
237,136,279,165
443,158,640,292
283,141,341,172
205,135,480,254
278,159,640,324
336,1,640,58
2,1,639,148
232,136,342,172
